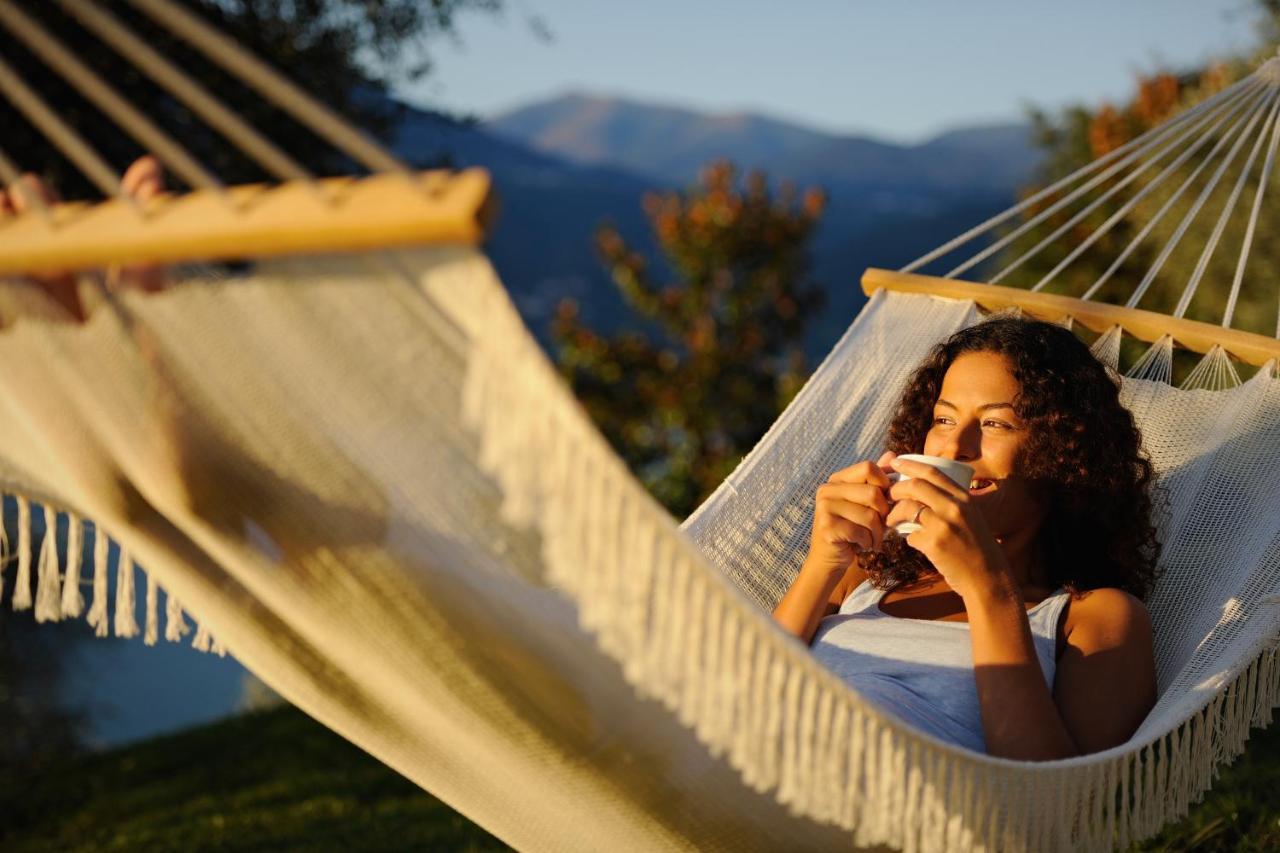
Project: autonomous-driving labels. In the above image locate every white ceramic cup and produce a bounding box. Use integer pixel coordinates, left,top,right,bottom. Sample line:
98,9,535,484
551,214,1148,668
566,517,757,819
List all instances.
889,454,975,536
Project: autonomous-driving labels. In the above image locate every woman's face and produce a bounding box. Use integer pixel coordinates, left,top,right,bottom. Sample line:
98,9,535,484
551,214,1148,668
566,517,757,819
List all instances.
921,350,1048,538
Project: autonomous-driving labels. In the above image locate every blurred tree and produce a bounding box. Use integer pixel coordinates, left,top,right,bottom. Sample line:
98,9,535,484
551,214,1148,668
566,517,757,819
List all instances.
554,162,825,518
0,0,504,198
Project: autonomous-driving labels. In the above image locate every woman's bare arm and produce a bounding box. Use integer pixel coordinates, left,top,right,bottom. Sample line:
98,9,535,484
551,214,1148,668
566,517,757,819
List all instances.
1051,589,1156,753
967,584,1154,760
771,560,864,644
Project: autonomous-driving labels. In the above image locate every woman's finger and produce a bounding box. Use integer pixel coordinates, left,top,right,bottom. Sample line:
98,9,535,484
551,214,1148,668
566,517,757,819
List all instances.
826,459,892,489
890,457,970,500
7,172,60,214
820,498,885,549
885,498,927,529
121,155,163,200
889,476,962,520
816,481,890,517
114,156,167,293
823,516,874,552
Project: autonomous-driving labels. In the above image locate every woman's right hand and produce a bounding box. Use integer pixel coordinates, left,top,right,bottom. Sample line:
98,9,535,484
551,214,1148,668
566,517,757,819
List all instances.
804,451,896,576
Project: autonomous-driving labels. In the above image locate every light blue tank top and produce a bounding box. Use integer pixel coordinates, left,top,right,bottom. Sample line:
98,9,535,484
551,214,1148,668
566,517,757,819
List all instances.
810,579,1071,753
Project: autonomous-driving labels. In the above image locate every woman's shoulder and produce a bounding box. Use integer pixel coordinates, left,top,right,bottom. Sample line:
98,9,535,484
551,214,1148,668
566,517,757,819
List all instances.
1063,587,1153,646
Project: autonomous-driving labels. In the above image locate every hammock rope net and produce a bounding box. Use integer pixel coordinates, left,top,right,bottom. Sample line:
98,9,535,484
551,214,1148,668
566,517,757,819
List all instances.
2,3,1280,851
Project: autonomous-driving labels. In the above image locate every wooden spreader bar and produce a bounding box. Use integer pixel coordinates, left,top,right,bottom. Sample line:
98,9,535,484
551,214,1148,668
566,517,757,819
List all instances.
863,268,1280,369
0,168,493,275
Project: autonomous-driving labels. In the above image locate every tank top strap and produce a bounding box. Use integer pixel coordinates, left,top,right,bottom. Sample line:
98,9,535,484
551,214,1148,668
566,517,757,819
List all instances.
1027,588,1071,642
838,578,885,614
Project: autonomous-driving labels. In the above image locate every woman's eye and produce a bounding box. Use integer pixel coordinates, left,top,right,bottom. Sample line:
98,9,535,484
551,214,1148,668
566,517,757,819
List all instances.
983,419,1012,430
932,416,953,425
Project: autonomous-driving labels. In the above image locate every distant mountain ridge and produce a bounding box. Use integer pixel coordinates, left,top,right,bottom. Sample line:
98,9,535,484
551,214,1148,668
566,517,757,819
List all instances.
385,92,1043,356
487,92,1039,193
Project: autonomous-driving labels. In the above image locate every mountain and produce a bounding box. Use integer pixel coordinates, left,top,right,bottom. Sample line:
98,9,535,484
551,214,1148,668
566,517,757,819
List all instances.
392,103,659,336
482,94,1041,348
487,93,1040,194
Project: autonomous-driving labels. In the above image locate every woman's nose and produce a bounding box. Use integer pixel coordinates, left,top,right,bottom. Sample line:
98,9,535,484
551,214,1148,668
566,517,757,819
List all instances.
938,421,982,461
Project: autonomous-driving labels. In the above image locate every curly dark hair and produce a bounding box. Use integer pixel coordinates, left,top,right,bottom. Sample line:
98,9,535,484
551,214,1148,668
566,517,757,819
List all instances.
860,316,1162,600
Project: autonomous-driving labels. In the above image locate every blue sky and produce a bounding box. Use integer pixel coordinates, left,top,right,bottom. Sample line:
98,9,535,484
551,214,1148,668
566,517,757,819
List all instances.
399,0,1264,142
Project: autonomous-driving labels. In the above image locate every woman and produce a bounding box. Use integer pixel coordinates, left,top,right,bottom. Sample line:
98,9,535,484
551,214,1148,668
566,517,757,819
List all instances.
771,316,1161,761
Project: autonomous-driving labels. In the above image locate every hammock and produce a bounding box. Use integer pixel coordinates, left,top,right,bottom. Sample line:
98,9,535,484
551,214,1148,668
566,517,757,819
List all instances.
3,3,1280,850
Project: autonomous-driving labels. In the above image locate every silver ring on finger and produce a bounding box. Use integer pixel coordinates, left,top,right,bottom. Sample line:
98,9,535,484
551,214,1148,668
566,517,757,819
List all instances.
910,504,926,526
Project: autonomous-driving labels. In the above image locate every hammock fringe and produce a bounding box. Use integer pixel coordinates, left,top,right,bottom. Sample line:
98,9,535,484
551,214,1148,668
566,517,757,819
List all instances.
60,513,85,619
0,495,214,653
13,494,32,610
34,504,62,622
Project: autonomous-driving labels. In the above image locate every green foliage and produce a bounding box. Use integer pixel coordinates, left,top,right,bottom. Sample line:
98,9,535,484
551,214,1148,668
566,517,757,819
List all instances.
553,161,825,518
0,706,508,852
0,0,502,198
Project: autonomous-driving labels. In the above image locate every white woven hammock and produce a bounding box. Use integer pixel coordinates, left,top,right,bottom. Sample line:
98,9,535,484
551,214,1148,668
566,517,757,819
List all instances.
4,4,1280,851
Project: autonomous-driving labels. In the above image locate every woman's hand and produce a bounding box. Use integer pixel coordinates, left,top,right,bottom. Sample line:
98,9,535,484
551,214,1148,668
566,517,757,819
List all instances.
885,456,1013,602
1,156,167,320
804,451,896,576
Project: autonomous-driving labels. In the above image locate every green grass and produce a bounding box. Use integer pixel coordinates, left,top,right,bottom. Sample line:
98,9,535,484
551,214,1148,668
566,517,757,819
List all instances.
4,705,1278,851
1135,719,1280,852
0,707,508,852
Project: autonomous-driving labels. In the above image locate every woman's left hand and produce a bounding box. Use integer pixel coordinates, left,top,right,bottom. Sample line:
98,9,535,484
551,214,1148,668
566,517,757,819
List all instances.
885,457,1013,602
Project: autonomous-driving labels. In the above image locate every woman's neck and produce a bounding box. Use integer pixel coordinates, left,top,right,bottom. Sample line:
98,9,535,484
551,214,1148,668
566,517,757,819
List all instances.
996,525,1051,592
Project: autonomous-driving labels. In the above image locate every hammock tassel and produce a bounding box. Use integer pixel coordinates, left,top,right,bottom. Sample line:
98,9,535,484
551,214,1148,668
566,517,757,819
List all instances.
86,526,110,637
60,513,85,618
165,591,190,642
192,620,213,652
114,547,139,638
0,495,9,586
143,571,159,646
34,505,62,622
12,495,32,610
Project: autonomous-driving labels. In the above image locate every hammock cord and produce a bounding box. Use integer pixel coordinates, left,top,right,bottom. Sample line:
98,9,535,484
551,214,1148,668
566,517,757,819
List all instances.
1173,92,1280,320
1027,85,1275,295
897,73,1258,275
0,52,123,199
0,0,222,193
58,0,313,186
941,76,1263,280
125,0,411,179
975,79,1266,285
1077,89,1277,302
1226,79,1280,329
1119,86,1271,312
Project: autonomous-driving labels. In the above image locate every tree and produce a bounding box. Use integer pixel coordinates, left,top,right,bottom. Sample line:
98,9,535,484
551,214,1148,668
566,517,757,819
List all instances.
0,1,503,198
553,162,825,518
